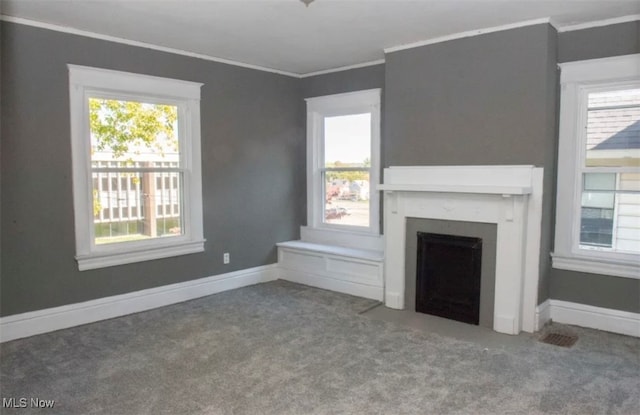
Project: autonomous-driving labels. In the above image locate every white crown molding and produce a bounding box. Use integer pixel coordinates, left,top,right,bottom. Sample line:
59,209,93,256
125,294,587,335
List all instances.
3,13,638,79
384,17,555,54
557,14,640,33
300,59,386,78
0,15,301,78
0,264,279,343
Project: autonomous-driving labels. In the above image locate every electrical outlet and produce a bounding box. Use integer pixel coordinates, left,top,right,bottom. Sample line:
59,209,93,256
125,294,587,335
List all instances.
223,252,230,264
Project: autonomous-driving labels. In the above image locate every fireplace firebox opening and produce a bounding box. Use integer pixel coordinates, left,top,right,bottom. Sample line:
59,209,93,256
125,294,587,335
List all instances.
416,232,482,325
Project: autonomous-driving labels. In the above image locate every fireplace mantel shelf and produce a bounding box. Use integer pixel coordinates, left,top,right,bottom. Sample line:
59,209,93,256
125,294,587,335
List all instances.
377,183,532,195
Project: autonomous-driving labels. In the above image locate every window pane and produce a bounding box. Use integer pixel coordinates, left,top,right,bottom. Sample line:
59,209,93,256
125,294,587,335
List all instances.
324,113,371,168
583,172,616,191
89,98,179,167
89,97,183,245
93,171,183,244
580,206,614,248
580,173,640,253
586,89,640,167
324,170,370,227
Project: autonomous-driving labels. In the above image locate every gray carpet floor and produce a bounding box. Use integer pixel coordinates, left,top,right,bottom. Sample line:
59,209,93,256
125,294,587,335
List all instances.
1,280,639,414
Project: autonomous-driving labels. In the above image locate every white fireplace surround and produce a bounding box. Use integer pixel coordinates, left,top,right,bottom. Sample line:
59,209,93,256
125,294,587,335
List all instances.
379,165,544,335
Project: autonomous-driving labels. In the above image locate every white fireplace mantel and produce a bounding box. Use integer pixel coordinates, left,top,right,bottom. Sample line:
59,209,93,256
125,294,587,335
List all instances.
379,165,544,335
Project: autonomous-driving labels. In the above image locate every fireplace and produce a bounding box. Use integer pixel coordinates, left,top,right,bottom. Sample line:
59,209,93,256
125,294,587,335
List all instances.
416,232,482,325
378,165,544,335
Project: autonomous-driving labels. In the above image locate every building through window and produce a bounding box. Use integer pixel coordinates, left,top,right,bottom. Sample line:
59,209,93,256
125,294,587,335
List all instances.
305,89,381,235
580,89,640,252
553,54,639,279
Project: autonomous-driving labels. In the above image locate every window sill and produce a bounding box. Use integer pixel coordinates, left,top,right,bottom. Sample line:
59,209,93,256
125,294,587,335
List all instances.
76,239,206,271
551,253,640,279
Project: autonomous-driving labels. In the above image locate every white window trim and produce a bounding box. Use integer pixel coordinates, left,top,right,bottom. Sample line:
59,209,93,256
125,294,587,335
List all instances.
68,65,205,271
552,54,640,279
305,89,381,237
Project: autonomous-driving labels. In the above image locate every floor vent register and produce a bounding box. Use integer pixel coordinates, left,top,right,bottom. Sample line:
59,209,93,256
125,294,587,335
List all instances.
540,332,578,348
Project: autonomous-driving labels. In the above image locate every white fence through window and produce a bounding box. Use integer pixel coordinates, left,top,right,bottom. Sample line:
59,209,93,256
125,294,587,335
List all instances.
92,160,182,243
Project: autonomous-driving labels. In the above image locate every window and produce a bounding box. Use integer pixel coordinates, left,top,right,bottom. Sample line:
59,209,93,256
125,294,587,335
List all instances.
306,89,381,234
69,65,204,270
553,54,640,279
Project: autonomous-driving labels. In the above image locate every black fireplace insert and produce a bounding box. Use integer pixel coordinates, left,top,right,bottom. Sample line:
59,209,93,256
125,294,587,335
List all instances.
416,232,482,325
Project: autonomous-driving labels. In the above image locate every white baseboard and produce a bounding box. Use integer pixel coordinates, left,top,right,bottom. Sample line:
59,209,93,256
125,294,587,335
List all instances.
279,268,383,301
535,299,551,331
0,264,278,343
543,299,640,337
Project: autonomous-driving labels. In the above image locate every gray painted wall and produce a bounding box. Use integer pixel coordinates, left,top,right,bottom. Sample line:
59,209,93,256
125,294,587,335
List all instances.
550,21,640,313
2,19,638,318
384,24,559,306
0,21,3,285
302,22,639,314
301,64,385,99
551,270,639,313
558,21,639,63
0,23,305,316
405,219,497,328
300,64,386,227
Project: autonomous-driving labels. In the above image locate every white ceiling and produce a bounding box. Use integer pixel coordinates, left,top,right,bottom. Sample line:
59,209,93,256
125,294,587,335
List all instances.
2,0,639,76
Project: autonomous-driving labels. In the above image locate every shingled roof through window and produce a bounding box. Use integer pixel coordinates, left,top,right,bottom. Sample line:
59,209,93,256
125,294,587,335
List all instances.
587,89,640,151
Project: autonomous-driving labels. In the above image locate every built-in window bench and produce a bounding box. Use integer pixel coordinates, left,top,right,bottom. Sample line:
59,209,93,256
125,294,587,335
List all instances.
276,240,384,301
